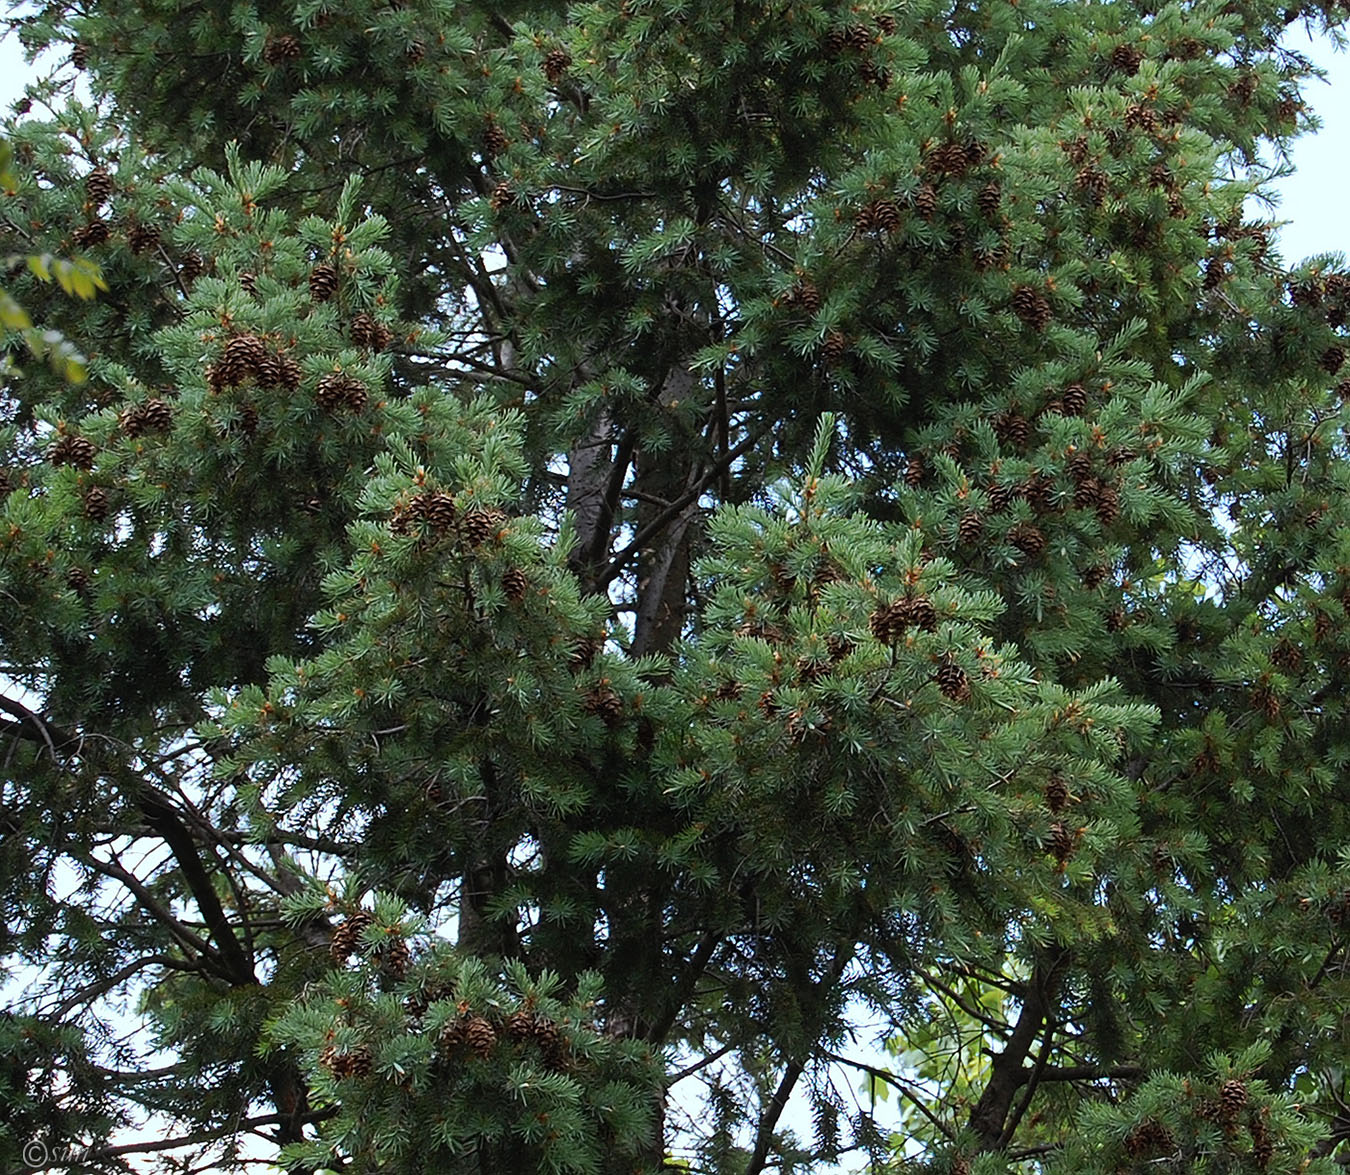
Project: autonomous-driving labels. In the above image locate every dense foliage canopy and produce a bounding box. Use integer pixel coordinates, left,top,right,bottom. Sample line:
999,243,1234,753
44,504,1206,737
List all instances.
5,0,1350,1171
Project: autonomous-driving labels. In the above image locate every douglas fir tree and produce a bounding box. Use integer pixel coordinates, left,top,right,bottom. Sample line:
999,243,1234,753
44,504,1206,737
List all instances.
4,0,1350,1171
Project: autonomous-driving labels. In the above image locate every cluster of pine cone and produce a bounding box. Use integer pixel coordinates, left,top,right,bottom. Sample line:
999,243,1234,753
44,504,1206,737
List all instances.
118,398,173,438
869,593,938,644
437,1006,567,1071
208,333,301,392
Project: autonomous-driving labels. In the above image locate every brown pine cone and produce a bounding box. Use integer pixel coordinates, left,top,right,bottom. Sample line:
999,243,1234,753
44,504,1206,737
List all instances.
83,486,111,520
126,221,161,254
1219,1078,1248,1117
262,33,302,64
460,509,504,547
936,659,970,701
543,48,572,82
912,182,938,219
1110,43,1144,73
219,334,267,386
1060,383,1088,415
957,511,983,545
309,263,339,302
330,910,375,963
377,935,411,980
1011,285,1052,330
1045,774,1070,813
976,182,1001,218
583,684,624,727
820,330,848,366
315,371,367,413
502,567,529,602
1008,522,1046,557
904,454,925,487
72,220,111,248
48,434,97,470
463,1014,498,1059
85,166,114,208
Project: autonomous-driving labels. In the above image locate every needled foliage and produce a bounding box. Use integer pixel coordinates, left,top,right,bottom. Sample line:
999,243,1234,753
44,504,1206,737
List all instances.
4,0,1350,1172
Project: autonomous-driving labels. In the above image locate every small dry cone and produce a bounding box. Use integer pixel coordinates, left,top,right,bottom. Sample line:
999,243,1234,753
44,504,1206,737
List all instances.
319,1043,373,1079
1047,820,1074,866
460,509,503,547
1219,1078,1248,1120
1060,383,1088,415
584,683,624,727
821,330,848,366
85,166,114,208
256,352,302,391
1045,774,1070,813
1111,43,1144,73
1122,1120,1174,1157
377,935,410,980
71,43,89,70
957,511,983,545
912,182,938,219
530,1015,565,1067
502,567,528,602
935,658,970,701
262,33,302,64
330,910,374,964
120,398,173,437
993,411,1031,449
1011,285,1052,330
72,220,111,248
904,455,925,487
219,334,267,386
1321,346,1346,374
858,197,901,234
178,252,207,283
126,221,161,254
1008,522,1046,557
505,1008,536,1042
543,48,572,81
315,370,368,413
976,182,1001,218
482,117,509,160
309,263,339,302
463,1014,498,1059
83,486,111,520
790,280,821,315
66,566,91,595
48,434,97,470
569,633,604,671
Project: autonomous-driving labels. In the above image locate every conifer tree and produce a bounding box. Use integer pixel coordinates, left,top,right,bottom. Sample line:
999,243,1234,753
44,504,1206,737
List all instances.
5,0,1350,1172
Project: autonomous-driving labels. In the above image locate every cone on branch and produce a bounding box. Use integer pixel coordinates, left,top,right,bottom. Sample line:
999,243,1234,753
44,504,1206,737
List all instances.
319,1043,373,1080
459,509,504,547
1011,285,1053,330
309,263,339,302
262,33,302,65
83,486,111,520
957,511,984,545
936,657,971,701
85,166,114,208
119,398,173,437
218,334,267,386
126,221,161,254
48,434,97,470
543,48,572,82
72,220,111,248
583,683,624,727
329,910,375,964
502,567,529,602
315,371,368,413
